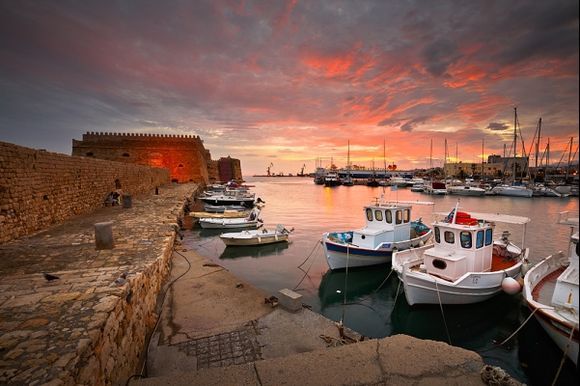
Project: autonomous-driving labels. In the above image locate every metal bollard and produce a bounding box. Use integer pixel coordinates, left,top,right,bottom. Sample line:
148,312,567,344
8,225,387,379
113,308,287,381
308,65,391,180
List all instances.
95,221,114,250
122,195,132,208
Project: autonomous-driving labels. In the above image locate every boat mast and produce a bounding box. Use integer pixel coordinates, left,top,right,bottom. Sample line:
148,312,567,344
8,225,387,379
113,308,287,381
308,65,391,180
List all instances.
383,138,387,182
512,107,518,183
481,138,484,180
535,118,542,169
565,137,573,183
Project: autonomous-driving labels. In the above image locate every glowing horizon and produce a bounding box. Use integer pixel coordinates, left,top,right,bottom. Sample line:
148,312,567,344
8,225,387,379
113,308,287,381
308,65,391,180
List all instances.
0,1,578,176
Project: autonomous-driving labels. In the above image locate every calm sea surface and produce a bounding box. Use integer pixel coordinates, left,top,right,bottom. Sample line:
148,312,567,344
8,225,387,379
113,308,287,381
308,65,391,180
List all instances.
185,177,579,385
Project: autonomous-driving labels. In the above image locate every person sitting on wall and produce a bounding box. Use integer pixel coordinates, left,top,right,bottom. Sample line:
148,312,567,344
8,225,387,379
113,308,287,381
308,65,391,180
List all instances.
104,192,117,206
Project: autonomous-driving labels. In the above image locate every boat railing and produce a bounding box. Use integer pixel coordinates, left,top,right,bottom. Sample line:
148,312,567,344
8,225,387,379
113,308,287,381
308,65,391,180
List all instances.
557,211,579,227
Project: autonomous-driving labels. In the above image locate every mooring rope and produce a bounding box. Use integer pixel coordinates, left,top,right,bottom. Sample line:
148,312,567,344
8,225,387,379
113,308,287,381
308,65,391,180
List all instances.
297,239,321,269
292,240,321,290
341,244,350,323
551,319,578,386
434,277,452,345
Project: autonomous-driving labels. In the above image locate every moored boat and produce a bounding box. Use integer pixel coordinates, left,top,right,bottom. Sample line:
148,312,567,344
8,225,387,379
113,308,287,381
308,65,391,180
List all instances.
322,199,432,270
199,208,262,229
523,211,579,365
220,225,293,246
324,171,341,187
392,205,530,305
447,185,486,196
491,184,533,198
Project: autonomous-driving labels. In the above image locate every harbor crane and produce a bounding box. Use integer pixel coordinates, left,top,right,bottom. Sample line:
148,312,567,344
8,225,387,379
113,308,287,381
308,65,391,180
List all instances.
299,164,305,176
267,163,273,176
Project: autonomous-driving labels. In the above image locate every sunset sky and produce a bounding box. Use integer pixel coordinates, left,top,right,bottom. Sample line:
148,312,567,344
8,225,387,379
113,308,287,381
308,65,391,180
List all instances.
1,0,578,176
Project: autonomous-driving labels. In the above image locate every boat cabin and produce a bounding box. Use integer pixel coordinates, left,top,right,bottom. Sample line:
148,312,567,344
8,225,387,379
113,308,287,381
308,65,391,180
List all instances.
551,231,579,311
351,203,412,249
423,212,494,281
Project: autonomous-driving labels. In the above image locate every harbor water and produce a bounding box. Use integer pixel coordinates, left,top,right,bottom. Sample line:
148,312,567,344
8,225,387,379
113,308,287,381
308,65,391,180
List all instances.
186,177,579,385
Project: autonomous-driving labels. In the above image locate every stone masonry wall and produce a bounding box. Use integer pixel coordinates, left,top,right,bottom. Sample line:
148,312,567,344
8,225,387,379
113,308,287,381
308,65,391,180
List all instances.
0,141,169,244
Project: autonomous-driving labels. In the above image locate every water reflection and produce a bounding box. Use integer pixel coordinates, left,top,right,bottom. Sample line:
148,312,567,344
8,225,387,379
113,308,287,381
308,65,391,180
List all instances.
318,265,391,309
219,242,289,260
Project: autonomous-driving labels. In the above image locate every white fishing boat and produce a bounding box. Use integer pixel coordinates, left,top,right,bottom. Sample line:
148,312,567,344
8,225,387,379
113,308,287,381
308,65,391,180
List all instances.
199,208,262,229
392,205,530,305
203,204,248,213
447,185,486,196
424,181,447,195
322,199,433,270
523,211,579,365
491,184,533,198
220,225,293,246
198,189,257,207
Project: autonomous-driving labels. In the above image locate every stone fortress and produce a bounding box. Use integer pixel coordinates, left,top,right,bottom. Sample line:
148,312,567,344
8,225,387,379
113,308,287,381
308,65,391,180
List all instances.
72,131,242,184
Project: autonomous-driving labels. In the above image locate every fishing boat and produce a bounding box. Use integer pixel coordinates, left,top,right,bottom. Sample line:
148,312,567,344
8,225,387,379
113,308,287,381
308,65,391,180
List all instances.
392,205,530,305
322,199,432,270
447,185,486,196
198,208,262,229
425,181,447,195
219,225,293,246
198,189,257,207
523,211,578,366
203,204,248,213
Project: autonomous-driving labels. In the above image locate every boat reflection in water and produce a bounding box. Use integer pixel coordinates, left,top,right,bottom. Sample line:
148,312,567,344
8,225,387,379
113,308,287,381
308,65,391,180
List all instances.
317,265,399,338
219,242,289,260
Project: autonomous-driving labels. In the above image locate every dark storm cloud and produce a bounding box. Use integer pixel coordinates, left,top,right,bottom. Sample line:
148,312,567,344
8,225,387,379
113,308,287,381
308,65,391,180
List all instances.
487,122,510,131
0,0,577,172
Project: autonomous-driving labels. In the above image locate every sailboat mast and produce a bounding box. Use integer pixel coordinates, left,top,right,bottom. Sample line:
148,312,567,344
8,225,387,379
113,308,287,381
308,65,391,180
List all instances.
430,139,433,170
513,107,518,182
481,138,484,179
566,137,573,182
535,118,542,169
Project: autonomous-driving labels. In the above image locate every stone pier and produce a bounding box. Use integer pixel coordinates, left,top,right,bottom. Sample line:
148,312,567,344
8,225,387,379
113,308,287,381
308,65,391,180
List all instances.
0,183,198,385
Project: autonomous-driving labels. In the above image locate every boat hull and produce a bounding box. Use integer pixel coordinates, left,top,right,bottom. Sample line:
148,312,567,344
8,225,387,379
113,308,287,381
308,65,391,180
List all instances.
491,186,533,197
447,187,486,196
199,197,255,207
199,220,261,229
523,252,579,365
220,233,288,246
399,265,522,305
322,231,432,270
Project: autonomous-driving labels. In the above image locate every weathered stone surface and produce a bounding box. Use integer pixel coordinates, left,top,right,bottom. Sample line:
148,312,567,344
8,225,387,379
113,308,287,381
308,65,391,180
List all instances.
0,183,198,385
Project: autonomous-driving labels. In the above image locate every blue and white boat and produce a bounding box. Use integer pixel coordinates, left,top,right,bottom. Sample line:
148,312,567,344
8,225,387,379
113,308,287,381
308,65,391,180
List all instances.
322,200,432,270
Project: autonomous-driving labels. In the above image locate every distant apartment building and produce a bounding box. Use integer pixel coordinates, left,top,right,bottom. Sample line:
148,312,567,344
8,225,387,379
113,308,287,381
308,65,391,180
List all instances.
444,155,529,178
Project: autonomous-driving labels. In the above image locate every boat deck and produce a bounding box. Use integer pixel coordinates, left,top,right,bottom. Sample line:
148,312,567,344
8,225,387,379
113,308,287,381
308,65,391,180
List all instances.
490,254,519,271
532,267,566,304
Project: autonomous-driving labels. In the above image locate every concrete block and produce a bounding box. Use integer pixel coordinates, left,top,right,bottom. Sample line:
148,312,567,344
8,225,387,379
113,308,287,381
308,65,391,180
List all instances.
95,221,114,250
277,288,302,312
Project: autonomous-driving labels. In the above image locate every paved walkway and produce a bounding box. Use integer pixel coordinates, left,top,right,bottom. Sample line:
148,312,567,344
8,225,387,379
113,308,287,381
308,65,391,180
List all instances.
0,183,197,385
136,235,489,386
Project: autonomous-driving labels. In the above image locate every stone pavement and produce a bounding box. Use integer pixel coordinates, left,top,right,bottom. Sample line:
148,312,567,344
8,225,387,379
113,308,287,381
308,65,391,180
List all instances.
135,235,487,386
0,183,198,385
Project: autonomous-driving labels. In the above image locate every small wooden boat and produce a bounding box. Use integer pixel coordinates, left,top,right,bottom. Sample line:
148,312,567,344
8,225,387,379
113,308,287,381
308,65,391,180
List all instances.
392,205,530,305
190,210,249,219
523,211,578,365
220,225,293,246
198,208,262,229
322,199,433,270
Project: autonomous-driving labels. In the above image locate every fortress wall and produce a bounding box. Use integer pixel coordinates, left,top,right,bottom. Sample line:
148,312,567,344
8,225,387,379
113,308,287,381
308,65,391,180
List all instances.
0,141,169,243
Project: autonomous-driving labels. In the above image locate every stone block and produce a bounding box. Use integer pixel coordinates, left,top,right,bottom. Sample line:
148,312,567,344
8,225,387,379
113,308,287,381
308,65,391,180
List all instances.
277,288,303,312
95,221,114,250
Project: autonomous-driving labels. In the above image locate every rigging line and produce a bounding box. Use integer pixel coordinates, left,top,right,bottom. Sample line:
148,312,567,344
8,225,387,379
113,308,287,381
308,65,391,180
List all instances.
293,244,321,291
297,239,321,269
342,244,350,323
551,321,578,386
392,280,402,312
434,278,452,346
372,266,395,294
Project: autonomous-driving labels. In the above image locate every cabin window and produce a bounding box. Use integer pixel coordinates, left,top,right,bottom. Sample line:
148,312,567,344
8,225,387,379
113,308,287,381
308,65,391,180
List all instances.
374,210,383,221
403,209,410,223
395,210,402,224
485,228,493,246
460,231,472,248
434,227,440,243
432,259,447,270
366,208,373,221
386,210,392,224
476,231,484,249
444,231,455,244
